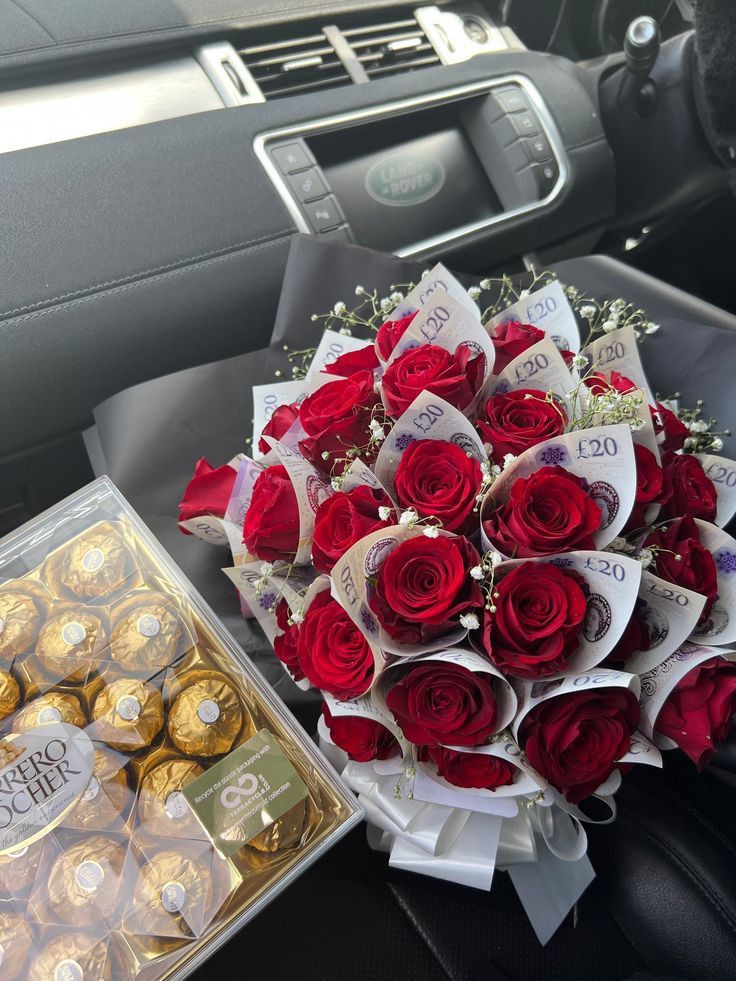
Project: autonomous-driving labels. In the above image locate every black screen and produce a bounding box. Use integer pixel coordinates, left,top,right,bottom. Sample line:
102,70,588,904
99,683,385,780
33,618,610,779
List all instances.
307,104,499,252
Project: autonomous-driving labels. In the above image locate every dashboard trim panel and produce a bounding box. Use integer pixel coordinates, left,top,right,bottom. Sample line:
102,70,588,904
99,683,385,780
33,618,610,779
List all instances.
253,74,568,257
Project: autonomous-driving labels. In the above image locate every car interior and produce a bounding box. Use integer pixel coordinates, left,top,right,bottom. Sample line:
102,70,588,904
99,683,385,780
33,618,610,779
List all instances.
2,0,736,977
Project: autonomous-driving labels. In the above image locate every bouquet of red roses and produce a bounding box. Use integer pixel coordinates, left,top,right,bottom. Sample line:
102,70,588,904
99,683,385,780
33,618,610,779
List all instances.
178,237,736,942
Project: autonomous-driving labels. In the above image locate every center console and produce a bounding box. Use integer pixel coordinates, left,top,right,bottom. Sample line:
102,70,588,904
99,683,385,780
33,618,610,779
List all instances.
254,76,566,257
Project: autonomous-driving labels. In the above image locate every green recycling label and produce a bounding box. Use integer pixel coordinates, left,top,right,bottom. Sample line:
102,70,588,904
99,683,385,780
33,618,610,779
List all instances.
183,729,308,858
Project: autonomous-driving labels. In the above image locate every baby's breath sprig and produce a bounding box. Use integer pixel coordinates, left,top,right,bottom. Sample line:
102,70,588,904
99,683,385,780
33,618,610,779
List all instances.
323,404,392,487
394,755,418,800
473,458,502,513
478,270,557,323
468,549,504,615
568,293,659,347
664,396,730,454
310,281,417,339
279,344,317,381
252,560,306,623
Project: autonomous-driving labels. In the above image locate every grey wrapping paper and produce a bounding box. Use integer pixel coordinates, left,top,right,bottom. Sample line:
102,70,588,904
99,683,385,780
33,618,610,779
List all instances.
86,241,736,705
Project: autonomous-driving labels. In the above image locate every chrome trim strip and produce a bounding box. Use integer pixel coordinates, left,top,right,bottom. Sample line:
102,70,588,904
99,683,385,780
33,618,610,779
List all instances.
253,75,567,258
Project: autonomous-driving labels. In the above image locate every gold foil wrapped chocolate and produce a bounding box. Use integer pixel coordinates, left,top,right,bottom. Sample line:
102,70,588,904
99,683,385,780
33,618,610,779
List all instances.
0,582,47,664
0,909,36,978
28,931,114,981
46,524,136,602
168,674,247,757
109,591,185,672
36,606,106,684
13,691,86,732
248,797,308,854
92,678,164,751
132,848,211,938
45,834,127,927
64,747,131,831
0,669,20,720
0,839,45,897
138,758,206,838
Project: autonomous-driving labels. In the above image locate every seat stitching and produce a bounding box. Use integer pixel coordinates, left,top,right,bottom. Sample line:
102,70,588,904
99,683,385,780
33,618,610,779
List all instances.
0,227,295,320
0,234,291,328
6,0,55,41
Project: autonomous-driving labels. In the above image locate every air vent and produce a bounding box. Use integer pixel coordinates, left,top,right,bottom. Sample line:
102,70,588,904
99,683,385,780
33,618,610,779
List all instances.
239,31,351,99
343,16,441,79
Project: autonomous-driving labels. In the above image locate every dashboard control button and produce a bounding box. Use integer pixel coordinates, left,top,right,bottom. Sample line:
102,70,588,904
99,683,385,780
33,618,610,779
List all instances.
531,160,560,197
509,110,541,138
304,195,345,232
319,225,354,243
493,86,530,115
271,142,314,174
287,167,329,203
521,135,553,163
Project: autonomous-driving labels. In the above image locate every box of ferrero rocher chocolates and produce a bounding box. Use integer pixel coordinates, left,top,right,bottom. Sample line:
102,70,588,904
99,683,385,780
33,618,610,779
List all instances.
0,477,362,979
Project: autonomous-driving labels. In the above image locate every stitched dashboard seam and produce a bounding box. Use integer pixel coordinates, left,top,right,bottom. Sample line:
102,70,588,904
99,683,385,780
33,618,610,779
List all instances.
0,227,295,320
1,234,291,328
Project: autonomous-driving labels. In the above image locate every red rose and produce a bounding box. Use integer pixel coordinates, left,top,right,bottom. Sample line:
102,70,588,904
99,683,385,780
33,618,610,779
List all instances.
655,657,736,768
369,535,483,646
258,402,299,455
381,344,484,417
386,661,498,746
242,465,299,561
584,370,636,396
273,598,304,682
491,320,544,374
393,440,482,534
646,515,718,622
298,370,381,475
607,599,650,664
321,703,399,762
653,403,689,454
560,349,575,368
661,454,717,523
419,745,516,790
312,485,394,574
623,443,666,533
481,562,587,678
324,344,380,378
297,590,374,698
483,466,602,558
376,312,417,361
178,458,236,525
477,389,567,464
519,688,640,804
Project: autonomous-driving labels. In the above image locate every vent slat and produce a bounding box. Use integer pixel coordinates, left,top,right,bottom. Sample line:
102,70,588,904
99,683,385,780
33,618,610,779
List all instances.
365,54,441,76
349,30,425,48
342,19,418,37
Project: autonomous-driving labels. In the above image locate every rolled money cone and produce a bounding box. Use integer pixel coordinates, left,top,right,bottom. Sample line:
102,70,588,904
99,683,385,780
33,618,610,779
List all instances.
689,519,736,645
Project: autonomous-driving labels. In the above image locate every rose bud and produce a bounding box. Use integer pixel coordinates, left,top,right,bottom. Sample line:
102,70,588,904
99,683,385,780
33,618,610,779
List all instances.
481,562,587,679
652,402,689,454
297,591,374,698
483,466,602,557
298,370,381,475
584,370,636,396
645,515,718,623
178,458,236,526
419,745,516,791
376,312,417,361
394,440,482,534
606,599,651,664
623,443,666,533
655,657,736,768
369,535,483,646
324,344,380,378
273,598,304,682
312,485,394,574
386,661,498,747
477,389,567,464
258,402,299,455
381,344,485,417
242,464,300,561
519,687,640,804
660,454,717,523
321,703,400,762
490,320,544,374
